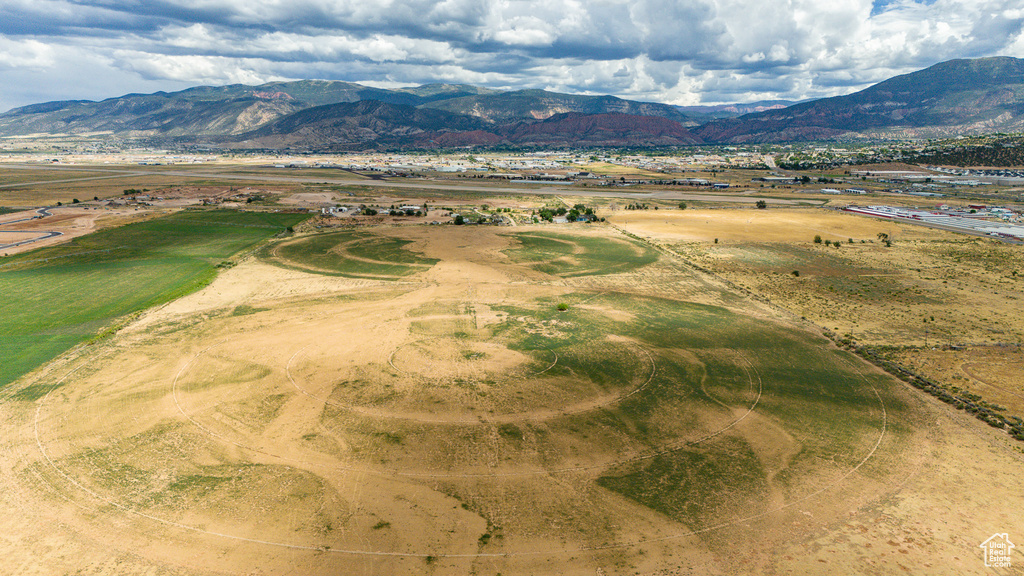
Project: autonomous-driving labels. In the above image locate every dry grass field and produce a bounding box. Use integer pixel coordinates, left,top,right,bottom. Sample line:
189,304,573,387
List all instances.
1,210,1022,575
615,206,1024,427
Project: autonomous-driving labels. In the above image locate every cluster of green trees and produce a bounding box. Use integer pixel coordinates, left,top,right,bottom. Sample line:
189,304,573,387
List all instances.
537,203,596,222
538,206,567,221
568,203,595,221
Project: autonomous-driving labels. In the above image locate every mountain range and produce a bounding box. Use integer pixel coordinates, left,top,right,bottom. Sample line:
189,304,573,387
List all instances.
695,57,1024,143
2,57,1024,148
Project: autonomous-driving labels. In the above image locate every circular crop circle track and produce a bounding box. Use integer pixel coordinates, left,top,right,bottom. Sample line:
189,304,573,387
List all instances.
387,338,559,380
27,341,889,560
20,287,892,567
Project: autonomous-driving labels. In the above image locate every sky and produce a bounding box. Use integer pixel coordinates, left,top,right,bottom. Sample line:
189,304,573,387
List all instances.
1,0,1023,113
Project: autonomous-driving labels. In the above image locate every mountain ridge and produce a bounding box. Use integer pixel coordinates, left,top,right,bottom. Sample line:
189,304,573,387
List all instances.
695,57,1024,143
4,57,1024,147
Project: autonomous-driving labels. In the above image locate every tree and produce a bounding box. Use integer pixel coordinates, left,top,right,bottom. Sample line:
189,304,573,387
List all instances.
755,200,767,209
453,214,465,225
678,202,687,210
814,235,822,244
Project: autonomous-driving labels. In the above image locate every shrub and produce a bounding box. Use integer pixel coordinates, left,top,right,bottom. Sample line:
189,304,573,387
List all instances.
813,235,822,244
557,302,569,311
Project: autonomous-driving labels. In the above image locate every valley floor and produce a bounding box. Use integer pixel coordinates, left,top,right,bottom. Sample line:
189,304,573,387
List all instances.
0,220,1021,574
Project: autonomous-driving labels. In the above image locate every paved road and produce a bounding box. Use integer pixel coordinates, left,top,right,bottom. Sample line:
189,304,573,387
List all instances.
1,163,822,205
0,207,63,252
1,207,53,225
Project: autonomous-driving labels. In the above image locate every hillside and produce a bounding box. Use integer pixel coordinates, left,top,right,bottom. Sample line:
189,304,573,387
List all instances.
696,57,1024,143
235,100,494,149
504,112,701,146
0,80,408,137
420,89,694,124
0,80,694,140
235,102,702,149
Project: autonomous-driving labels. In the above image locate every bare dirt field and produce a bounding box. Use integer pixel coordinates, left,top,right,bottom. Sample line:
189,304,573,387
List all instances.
1,218,1022,575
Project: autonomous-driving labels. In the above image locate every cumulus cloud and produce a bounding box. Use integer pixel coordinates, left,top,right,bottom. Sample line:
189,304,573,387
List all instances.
113,51,281,84
0,0,1022,112
0,37,55,69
